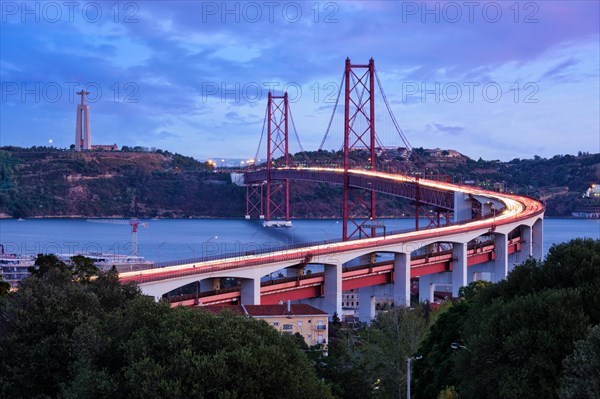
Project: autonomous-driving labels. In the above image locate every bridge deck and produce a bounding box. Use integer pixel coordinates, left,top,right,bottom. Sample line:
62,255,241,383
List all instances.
119,168,544,288
244,168,455,209
166,237,522,306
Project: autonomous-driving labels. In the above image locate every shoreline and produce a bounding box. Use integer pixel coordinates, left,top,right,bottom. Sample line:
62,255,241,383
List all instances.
1,215,596,221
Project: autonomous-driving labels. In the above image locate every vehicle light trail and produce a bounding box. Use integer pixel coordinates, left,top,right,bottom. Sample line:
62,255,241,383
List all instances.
119,168,544,284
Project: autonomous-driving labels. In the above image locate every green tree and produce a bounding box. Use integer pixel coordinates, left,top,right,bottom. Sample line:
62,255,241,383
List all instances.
0,267,333,399
317,322,372,399
437,386,458,399
27,254,100,282
413,300,470,398
0,267,103,397
560,324,600,399
59,300,333,398
414,239,600,399
360,307,428,398
0,276,10,297
27,253,69,276
70,254,99,282
543,238,600,324
457,288,589,399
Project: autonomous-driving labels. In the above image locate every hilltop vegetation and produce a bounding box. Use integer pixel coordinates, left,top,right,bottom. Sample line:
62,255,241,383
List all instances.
0,147,598,218
0,147,241,218
311,239,600,399
413,238,600,398
0,260,333,398
2,239,597,398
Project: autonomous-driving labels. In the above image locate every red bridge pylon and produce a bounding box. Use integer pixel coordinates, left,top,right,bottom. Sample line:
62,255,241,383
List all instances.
245,92,291,227
343,58,377,240
265,92,291,227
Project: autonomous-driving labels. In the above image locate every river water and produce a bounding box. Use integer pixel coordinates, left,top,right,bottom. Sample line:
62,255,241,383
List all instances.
0,218,598,263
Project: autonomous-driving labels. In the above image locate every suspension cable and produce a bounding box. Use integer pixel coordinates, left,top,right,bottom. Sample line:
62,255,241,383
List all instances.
288,106,309,161
374,69,413,151
254,104,268,163
319,72,344,151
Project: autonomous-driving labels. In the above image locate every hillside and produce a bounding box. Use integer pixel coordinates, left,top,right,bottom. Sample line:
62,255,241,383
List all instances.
0,147,598,218
0,148,242,218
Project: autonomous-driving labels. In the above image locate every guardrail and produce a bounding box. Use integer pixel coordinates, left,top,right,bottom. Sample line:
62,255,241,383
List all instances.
152,215,484,269
123,207,541,286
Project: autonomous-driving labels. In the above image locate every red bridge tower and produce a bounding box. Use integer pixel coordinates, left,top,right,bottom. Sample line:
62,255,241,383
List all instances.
343,58,377,240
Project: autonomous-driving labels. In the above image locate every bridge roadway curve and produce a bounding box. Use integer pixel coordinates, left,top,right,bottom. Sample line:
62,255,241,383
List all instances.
166,236,524,307
119,167,545,315
244,167,455,210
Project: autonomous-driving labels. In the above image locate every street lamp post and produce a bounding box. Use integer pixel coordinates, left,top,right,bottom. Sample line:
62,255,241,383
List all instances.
407,354,422,399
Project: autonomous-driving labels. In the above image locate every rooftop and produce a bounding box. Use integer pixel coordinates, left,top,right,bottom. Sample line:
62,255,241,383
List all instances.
201,304,328,317
244,304,327,317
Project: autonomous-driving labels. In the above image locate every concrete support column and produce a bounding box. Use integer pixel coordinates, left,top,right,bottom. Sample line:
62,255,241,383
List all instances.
532,219,544,261
418,274,435,303
516,225,532,265
452,242,467,298
509,226,532,270
454,192,473,223
482,201,493,217
493,233,508,282
358,285,377,322
200,277,220,292
393,253,411,307
240,278,260,305
312,263,342,320
286,267,302,277
473,196,502,218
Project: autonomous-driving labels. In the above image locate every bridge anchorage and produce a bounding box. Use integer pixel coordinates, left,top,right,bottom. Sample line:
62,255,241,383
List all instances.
120,58,545,322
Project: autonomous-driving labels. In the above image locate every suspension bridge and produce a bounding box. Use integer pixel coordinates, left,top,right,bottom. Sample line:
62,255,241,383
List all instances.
119,58,545,320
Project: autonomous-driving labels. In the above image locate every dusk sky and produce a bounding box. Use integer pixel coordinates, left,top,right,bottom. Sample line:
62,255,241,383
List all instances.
1,1,598,161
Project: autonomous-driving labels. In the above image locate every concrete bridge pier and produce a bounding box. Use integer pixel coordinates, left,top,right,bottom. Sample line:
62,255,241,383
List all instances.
419,272,452,302
393,253,411,307
452,242,468,297
358,286,377,323
532,219,544,260
454,192,474,222
241,278,261,305
355,253,378,322
309,263,342,320
285,266,304,278
514,225,532,268
493,233,508,282
466,265,491,284
200,278,220,292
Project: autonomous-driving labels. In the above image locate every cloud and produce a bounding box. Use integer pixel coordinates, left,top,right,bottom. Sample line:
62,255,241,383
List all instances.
0,1,598,160
540,58,579,81
156,130,179,139
432,123,465,135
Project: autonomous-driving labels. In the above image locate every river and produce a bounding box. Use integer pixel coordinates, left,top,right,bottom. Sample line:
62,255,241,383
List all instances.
0,218,598,263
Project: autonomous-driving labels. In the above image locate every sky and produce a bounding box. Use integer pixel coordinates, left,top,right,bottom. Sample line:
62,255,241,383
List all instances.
1,0,599,161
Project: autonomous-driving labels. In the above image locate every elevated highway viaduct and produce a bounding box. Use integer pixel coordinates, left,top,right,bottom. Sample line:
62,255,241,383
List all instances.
119,167,545,320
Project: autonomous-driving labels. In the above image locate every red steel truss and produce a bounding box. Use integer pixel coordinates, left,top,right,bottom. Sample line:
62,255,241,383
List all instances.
415,178,451,230
266,92,290,222
343,58,376,240
245,183,263,219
